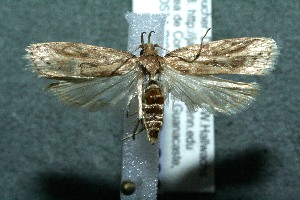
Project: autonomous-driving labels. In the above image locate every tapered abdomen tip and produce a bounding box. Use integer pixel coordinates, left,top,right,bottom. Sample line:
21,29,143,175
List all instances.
148,130,159,145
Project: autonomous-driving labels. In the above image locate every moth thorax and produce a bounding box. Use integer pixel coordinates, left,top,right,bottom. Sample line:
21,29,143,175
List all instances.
141,44,158,56
142,81,164,144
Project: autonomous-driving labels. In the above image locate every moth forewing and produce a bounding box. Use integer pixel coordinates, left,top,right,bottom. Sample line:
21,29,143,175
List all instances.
25,42,137,79
164,37,278,76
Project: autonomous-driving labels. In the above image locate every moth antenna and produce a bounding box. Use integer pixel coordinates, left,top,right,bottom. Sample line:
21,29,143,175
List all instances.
155,45,171,53
141,32,146,45
165,28,212,63
193,28,211,61
148,31,155,44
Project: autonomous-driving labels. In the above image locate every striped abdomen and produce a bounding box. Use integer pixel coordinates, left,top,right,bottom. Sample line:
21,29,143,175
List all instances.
142,81,164,144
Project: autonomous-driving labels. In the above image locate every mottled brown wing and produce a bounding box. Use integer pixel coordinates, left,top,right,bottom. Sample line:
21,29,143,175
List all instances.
25,42,137,79
164,38,278,75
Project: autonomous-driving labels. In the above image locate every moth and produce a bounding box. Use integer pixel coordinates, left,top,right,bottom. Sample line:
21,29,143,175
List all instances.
25,30,278,144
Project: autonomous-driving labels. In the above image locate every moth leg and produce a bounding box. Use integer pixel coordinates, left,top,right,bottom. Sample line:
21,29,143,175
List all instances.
133,126,145,140
126,108,138,118
131,119,145,140
122,118,145,141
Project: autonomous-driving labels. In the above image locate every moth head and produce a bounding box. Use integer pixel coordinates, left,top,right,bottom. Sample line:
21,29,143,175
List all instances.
139,31,158,56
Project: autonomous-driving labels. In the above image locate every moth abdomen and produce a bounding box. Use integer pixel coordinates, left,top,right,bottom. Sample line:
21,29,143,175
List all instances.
142,82,164,144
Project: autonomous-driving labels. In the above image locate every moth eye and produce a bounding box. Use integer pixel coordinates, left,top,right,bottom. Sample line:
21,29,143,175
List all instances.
140,49,144,56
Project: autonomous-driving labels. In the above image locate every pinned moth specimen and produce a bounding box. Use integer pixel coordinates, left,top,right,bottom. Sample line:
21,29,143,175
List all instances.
25,30,278,144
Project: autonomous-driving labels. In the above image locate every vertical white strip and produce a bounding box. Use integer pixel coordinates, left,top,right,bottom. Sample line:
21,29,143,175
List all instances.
133,0,214,193
120,12,167,200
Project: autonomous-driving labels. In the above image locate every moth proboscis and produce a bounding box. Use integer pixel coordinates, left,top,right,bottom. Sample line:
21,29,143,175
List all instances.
25,29,279,144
